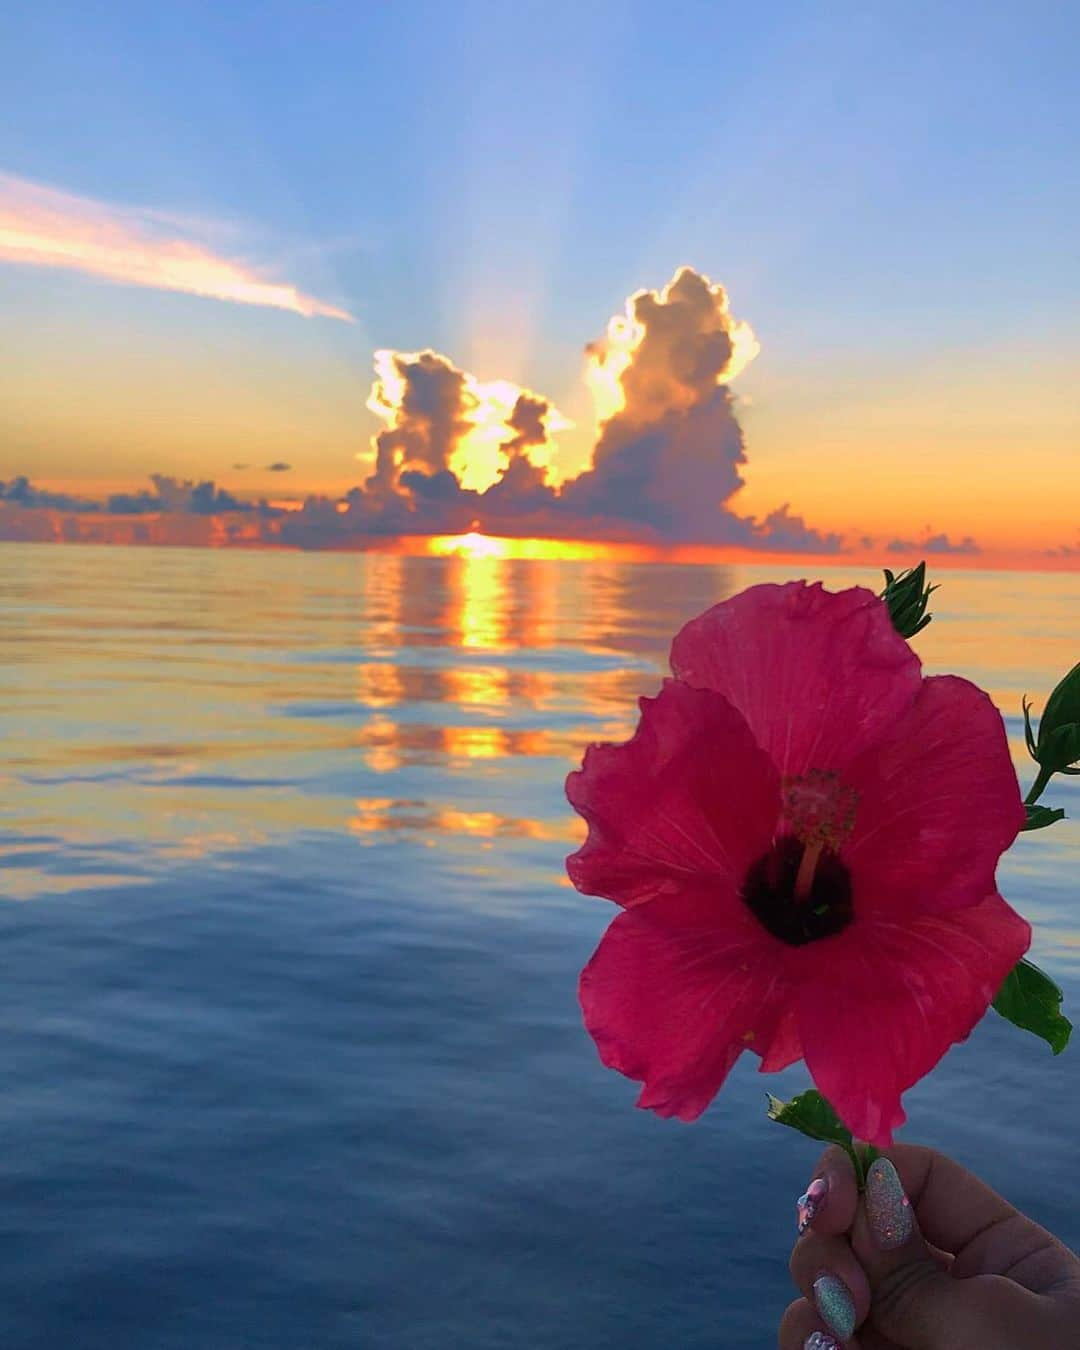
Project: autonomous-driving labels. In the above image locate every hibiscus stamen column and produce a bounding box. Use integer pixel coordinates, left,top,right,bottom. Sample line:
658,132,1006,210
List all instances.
793,838,825,900
782,770,859,903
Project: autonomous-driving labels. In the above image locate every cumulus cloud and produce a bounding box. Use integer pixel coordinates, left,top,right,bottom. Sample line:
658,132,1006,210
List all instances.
337,268,837,549
0,171,352,320
365,350,474,501
560,267,834,549
886,530,980,555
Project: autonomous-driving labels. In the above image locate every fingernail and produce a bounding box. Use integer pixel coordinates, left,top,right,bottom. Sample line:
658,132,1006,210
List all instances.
796,1176,828,1235
866,1156,913,1250
804,1334,841,1350
812,1273,856,1343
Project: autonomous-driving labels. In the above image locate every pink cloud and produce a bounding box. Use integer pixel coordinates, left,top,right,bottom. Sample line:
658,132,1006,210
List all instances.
0,171,352,321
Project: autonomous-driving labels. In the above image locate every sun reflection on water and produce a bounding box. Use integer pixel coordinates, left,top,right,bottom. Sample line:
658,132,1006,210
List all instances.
5,542,1075,928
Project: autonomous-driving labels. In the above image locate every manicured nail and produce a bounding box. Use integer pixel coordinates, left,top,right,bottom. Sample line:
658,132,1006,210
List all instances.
796,1176,828,1235
812,1273,856,1343
804,1334,841,1350
866,1156,914,1249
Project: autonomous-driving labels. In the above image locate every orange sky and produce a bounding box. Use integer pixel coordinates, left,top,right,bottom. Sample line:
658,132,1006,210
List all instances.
15,327,1077,567
3,219,1076,569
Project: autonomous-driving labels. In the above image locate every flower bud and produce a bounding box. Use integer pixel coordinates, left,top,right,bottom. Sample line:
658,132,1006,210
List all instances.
879,560,938,639
1024,661,1080,777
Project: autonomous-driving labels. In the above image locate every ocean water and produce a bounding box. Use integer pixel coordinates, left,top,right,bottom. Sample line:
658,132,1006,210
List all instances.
0,541,1077,1350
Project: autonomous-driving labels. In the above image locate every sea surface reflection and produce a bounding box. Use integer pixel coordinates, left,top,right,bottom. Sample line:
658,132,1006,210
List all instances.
0,542,1076,1349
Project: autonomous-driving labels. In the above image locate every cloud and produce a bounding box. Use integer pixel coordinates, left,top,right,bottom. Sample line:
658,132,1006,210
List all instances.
1,267,888,556
0,171,352,320
341,269,836,550
97,476,253,515
0,476,96,511
886,531,981,555
559,267,835,550
265,461,292,472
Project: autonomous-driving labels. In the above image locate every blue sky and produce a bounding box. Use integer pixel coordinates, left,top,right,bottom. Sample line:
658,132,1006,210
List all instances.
1,0,1077,554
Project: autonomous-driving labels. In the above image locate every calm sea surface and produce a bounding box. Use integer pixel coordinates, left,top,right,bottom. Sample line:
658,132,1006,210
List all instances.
0,542,1077,1349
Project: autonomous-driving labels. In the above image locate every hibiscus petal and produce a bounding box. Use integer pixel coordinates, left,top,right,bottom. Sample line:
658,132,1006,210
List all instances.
843,674,1026,914
669,581,921,778
579,892,781,1120
753,1005,803,1072
797,893,1032,1147
566,679,780,908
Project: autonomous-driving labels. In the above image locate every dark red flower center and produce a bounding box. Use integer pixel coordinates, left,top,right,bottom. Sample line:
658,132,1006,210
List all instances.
741,834,854,945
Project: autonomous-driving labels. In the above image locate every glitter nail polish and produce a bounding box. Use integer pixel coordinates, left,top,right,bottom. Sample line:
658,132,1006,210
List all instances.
866,1156,914,1250
796,1176,828,1235
813,1273,856,1343
804,1333,841,1350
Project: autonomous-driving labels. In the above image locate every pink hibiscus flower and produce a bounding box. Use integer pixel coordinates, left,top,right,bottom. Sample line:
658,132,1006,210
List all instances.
566,581,1030,1147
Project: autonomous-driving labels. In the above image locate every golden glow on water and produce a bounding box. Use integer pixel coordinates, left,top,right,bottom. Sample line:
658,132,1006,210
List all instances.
455,552,507,650
445,666,509,710
2,541,1076,958
426,532,624,563
348,798,580,843
355,662,404,709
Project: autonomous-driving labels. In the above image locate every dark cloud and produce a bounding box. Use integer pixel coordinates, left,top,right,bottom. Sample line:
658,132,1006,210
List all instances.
0,475,257,518
747,503,842,553
145,475,250,514
265,461,292,472
1,476,97,511
886,531,980,555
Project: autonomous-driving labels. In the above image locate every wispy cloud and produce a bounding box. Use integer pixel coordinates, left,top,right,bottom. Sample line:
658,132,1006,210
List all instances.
0,171,353,321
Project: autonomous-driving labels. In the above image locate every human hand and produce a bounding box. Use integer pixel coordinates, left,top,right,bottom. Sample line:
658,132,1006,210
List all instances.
778,1143,1080,1348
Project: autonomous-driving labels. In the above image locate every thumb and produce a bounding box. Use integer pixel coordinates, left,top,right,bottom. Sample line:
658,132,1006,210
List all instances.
851,1153,1049,1350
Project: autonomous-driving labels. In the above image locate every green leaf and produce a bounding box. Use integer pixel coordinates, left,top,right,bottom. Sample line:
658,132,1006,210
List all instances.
765,1089,880,1189
1022,803,1066,831
992,958,1072,1054
766,1088,853,1147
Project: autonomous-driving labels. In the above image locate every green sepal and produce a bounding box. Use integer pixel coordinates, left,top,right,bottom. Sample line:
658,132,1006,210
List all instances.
1022,803,1066,831
992,958,1072,1054
1022,696,1038,761
766,1089,881,1190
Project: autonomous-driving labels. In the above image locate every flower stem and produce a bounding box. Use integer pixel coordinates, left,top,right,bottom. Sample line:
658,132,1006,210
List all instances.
1024,764,1054,806
849,1138,881,1193
794,840,824,900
